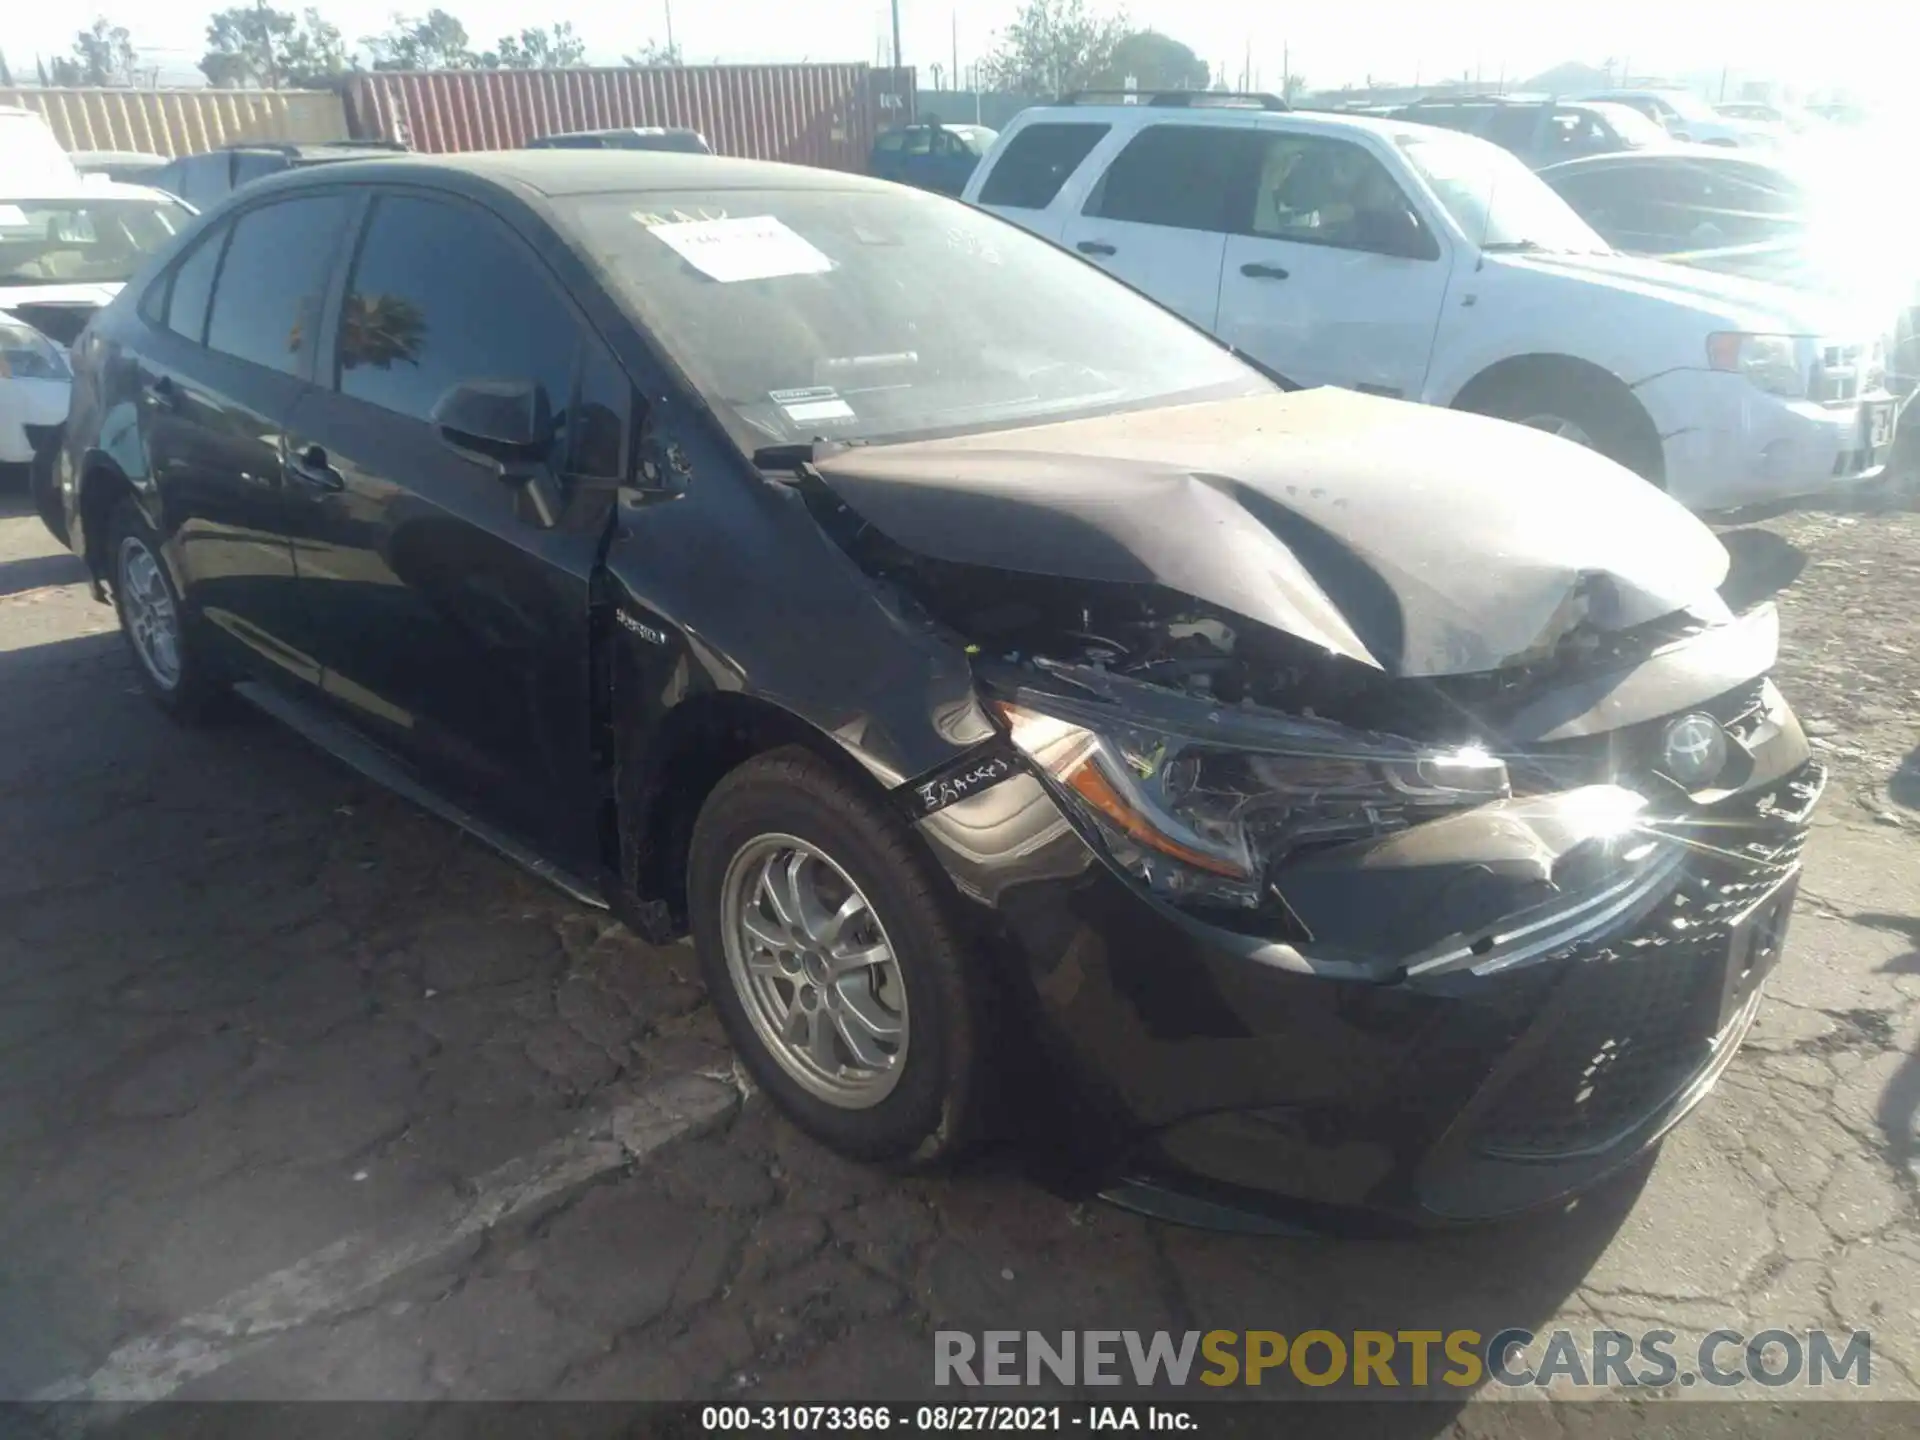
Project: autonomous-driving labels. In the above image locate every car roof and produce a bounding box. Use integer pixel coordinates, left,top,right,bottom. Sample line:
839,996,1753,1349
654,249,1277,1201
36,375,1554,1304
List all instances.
1016,102,1441,146
541,126,701,139
242,149,898,200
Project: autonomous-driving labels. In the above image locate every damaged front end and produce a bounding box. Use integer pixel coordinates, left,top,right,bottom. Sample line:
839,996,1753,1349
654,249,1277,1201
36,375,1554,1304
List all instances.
780,392,1824,1220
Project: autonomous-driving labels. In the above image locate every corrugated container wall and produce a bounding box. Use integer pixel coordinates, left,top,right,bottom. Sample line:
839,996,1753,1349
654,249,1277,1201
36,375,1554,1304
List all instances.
340,65,916,172
0,86,348,157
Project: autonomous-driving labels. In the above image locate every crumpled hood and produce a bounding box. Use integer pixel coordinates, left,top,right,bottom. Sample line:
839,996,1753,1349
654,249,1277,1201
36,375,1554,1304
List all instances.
810,387,1729,678
0,281,122,311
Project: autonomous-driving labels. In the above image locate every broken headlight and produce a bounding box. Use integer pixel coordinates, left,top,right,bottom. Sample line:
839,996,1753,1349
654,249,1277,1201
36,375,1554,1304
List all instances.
995,697,1510,909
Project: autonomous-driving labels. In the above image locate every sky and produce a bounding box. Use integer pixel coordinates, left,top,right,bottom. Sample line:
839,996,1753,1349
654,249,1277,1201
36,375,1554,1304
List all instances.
4,1,1915,100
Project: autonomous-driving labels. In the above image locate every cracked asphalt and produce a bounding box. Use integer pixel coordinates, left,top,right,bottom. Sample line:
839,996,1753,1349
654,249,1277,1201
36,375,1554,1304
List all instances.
1,484,1916,1421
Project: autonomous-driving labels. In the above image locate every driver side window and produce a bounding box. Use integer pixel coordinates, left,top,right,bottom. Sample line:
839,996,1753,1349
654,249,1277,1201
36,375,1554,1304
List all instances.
1239,133,1437,259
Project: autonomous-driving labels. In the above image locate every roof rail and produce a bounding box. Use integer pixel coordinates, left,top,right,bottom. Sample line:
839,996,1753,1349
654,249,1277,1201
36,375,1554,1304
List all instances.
1057,89,1289,112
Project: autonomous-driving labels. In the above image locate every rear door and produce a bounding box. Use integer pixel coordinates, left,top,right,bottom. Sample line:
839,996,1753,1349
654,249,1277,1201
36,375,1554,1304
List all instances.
1215,129,1452,397
281,188,627,863
1058,121,1248,330
133,190,354,685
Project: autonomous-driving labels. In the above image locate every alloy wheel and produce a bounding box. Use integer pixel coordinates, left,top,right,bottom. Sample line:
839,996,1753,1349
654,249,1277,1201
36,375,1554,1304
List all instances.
719,833,910,1108
118,536,182,691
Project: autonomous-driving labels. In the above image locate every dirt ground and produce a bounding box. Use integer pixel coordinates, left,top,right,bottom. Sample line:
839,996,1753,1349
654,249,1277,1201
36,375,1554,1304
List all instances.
0,470,1916,1426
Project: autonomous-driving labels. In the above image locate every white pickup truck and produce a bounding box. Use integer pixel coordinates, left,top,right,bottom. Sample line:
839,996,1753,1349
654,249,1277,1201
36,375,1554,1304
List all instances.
961,98,1894,511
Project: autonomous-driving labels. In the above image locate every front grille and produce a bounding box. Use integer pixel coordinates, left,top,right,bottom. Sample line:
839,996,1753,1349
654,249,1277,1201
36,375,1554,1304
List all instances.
1811,343,1866,404
1467,762,1821,1161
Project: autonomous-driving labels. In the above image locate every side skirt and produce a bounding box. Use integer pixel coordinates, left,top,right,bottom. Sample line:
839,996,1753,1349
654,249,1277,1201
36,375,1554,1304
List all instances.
233,680,609,911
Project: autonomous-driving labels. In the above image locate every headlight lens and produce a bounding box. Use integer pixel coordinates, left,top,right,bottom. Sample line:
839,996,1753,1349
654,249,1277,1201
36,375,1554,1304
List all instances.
1706,332,1806,398
0,318,71,381
994,698,1510,909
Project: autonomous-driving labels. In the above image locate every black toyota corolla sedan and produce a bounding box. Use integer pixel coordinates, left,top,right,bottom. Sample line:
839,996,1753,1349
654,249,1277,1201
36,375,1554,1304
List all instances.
50,152,1822,1225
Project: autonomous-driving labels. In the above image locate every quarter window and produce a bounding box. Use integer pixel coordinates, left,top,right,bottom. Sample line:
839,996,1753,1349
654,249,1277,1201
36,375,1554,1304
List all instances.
1084,124,1245,231
162,221,228,343
335,194,578,440
204,194,352,375
977,122,1110,209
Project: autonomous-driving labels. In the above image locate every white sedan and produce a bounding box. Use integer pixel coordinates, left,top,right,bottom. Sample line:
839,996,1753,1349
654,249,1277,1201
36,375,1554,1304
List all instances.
1,179,193,527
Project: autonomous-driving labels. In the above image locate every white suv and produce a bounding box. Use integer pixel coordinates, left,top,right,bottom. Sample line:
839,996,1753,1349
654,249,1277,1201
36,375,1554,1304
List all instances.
961,98,1893,511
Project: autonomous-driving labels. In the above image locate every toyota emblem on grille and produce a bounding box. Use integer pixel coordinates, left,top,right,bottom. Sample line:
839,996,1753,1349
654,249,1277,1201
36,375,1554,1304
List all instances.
1662,712,1729,786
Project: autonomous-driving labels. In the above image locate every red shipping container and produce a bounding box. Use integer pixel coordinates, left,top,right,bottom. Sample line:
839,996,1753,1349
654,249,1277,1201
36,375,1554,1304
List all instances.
339,64,916,173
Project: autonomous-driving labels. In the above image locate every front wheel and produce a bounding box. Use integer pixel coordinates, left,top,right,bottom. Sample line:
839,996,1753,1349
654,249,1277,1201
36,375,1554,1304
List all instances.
688,747,991,1166
1463,373,1663,483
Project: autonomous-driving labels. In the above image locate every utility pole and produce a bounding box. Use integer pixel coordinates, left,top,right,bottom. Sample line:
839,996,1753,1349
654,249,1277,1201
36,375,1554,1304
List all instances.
256,0,279,87
891,0,902,71
951,12,958,94
665,0,675,54
1282,41,1289,100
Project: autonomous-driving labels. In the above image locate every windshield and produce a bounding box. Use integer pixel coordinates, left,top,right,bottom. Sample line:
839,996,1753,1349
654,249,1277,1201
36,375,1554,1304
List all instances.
1396,131,1610,254
1651,91,1720,124
1588,103,1670,148
561,186,1266,449
0,196,194,287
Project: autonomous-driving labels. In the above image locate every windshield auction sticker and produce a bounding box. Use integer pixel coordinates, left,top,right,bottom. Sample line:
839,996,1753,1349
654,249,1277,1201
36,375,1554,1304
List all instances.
769,386,855,424
646,214,834,283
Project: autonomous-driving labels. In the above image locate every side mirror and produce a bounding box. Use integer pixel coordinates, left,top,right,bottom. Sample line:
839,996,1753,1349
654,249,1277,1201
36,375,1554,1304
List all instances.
430,379,556,461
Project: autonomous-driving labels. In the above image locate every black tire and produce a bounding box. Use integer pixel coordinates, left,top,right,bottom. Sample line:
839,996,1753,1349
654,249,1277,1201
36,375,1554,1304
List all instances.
106,498,227,723
1463,372,1663,482
29,439,67,545
689,746,989,1167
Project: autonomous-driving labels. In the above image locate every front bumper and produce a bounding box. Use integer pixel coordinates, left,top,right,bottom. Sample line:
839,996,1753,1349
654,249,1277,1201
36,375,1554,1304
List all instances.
1638,367,1894,511
918,679,1822,1225
0,375,71,466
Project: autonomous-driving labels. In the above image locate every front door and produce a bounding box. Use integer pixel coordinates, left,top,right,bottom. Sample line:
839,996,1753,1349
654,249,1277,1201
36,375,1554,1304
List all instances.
1058,121,1247,332
1214,131,1452,398
137,191,353,684
281,190,626,865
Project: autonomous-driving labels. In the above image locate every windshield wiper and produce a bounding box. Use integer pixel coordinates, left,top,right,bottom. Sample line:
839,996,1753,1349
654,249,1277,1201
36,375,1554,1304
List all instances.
1480,239,1552,254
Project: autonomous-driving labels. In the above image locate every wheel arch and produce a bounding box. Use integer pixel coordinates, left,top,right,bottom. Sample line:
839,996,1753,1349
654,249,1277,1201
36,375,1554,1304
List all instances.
74,451,144,593
613,688,895,943
1449,352,1666,486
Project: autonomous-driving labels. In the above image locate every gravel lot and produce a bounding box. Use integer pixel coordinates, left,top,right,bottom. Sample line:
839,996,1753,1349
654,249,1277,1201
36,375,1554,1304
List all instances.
1,478,1916,1422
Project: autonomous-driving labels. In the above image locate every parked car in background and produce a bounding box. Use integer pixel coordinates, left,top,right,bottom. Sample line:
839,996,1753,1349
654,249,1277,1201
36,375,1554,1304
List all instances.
144,141,409,209
53,150,1824,1224
2,106,79,185
68,151,171,185
962,95,1895,511
1576,90,1776,148
0,177,193,534
526,127,712,154
1716,101,1824,134
870,122,997,195
1389,95,1671,169
1542,147,1920,400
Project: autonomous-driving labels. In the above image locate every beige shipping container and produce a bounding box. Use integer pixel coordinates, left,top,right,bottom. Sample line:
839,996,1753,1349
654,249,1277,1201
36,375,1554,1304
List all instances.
0,86,348,158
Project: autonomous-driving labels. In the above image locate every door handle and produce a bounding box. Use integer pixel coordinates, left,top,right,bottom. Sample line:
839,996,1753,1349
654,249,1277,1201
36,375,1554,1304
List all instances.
1240,262,1291,280
1076,240,1117,257
285,443,344,494
141,375,177,409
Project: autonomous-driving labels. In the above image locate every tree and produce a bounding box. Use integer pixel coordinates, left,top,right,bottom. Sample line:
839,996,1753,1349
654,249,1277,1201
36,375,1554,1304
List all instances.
1102,30,1207,91
625,40,682,67
200,6,347,87
66,18,140,86
364,10,477,71
483,23,585,69
982,0,1129,97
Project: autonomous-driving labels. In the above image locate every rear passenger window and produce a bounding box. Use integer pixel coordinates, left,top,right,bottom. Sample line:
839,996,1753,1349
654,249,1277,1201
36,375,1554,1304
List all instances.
1084,124,1245,231
162,222,228,343
205,195,351,375
977,122,1109,209
335,194,577,433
